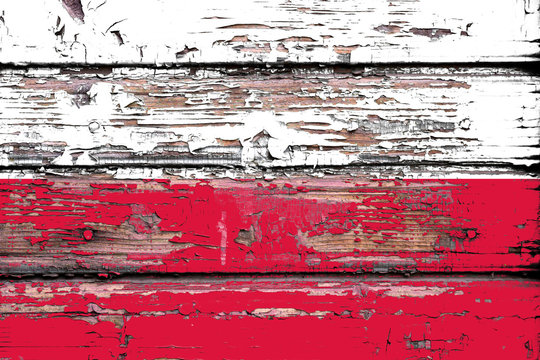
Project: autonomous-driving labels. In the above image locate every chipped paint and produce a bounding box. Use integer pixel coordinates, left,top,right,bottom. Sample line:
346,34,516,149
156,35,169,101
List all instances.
0,0,538,64
0,1,538,357
0,277,537,359
0,177,537,274
0,67,538,168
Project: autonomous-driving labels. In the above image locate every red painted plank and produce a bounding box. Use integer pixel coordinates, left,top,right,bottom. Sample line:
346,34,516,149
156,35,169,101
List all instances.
0,277,537,359
0,178,538,274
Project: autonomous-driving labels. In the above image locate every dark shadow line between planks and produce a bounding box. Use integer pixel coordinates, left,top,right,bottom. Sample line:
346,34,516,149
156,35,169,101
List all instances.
1,271,539,282
1,61,540,74
2,162,538,175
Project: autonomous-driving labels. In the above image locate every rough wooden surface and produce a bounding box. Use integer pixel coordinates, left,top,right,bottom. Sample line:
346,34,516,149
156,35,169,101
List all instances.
1,177,537,275
1,66,539,168
0,0,538,64
0,276,537,359
1,1,538,357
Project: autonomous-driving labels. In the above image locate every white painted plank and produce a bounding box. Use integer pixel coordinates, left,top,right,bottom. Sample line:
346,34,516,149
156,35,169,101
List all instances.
0,66,538,168
0,0,538,65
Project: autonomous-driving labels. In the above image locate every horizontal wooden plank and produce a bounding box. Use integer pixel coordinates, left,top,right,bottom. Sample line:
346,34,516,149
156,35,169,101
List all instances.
0,177,537,274
1,66,538,168
0,277,537,359
0,0,538,64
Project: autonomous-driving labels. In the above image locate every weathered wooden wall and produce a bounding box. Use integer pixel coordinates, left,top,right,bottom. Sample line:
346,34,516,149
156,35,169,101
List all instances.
0,0,538,358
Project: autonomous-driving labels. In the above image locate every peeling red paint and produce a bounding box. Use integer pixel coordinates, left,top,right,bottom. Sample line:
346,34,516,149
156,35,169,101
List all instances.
0,278,537,359
0,178,537,274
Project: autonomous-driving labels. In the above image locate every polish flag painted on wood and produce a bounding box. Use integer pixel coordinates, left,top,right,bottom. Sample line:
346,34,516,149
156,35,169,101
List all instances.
0,0,538,358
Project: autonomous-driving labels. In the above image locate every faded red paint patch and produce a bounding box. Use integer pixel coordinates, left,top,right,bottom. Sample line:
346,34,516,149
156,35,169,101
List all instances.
0,178,538,273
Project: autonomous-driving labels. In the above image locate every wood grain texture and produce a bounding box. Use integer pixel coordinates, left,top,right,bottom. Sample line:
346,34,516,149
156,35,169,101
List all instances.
0,0,539,64
1,177,537,275
0,277,537,359
1,1,538,357
1,66,539,168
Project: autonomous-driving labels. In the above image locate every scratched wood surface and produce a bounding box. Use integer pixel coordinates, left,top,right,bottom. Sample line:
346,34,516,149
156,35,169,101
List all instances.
1,66,538,168
0,277,538,359
0,0,539,358
0,0,539,64
0,176,537,275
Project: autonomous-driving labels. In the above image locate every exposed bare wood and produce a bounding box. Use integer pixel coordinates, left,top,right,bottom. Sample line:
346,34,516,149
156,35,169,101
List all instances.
1,66,538,168
0,277,537,359
0,0,538,357
0,176,537,275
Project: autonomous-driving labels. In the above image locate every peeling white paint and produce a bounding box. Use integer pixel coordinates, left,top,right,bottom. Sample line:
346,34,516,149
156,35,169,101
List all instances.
0,0,538,64
0,67,538,169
